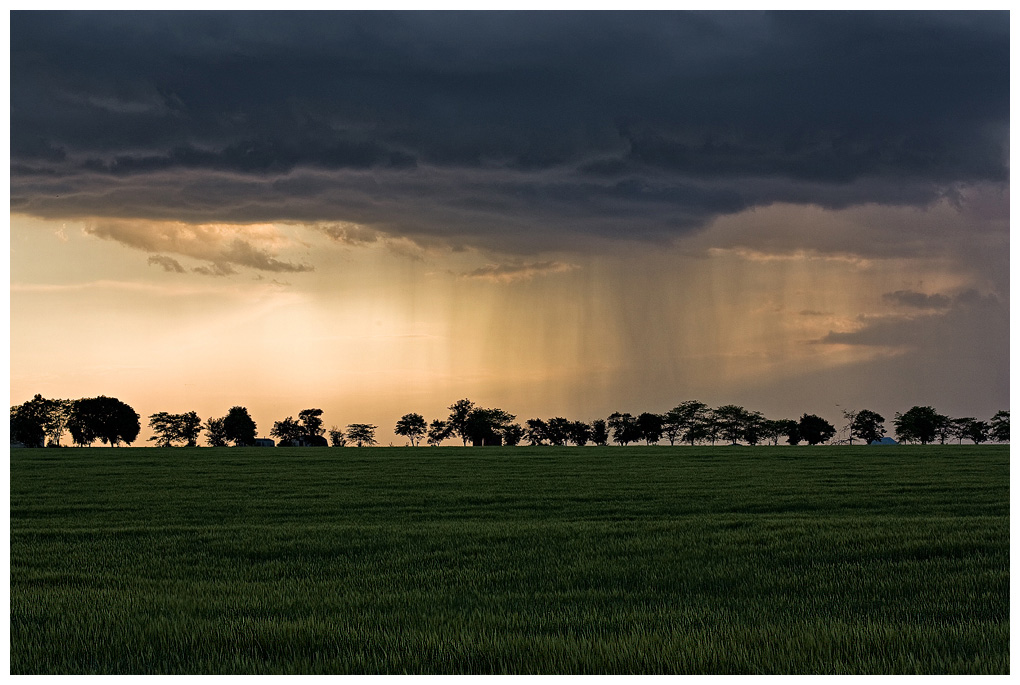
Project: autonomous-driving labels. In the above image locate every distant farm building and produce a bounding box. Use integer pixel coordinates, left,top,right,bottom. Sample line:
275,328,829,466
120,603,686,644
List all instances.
254,438,275,447
869,437,899,446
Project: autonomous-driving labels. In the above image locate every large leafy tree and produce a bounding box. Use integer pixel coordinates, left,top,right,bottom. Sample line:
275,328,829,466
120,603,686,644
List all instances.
589,419,609,446
178,411,203,447
465,407,515,446
544,417,571,446
851,410,886,445
10,394,52,447
68,396,140,447
661,408,683,446
567,421,591,447
446,398,475,446
426,419,450,447
964,420,990,445
671,400,710,445
933,413,953,445
797,413,836,446
271,416,304,444
148,412,178,448
298,409,325,437
346,423,378,447
525,418,548,446
328,425,347,447
742,410,766,446
42,398,73,447
607,412,641,446
501,423,525,446
150,411,203,447
203,416,229,447
395,413,427,447
637,412,664,445
10,394,75,447
893,406,943,445
949,417,976,445
714,405,748,445
223,406,257,446
990,410,1009,443
762,419,797,446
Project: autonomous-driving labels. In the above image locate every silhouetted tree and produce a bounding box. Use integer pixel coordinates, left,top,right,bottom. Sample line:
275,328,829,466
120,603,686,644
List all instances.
298,409,325,437
785,421,803,446
590,419,609,446
714,405,748,445
426,419,450,446
178,411,202,447
797,413,836,445
525,418,548,446
466,407,514,446
894,406,942,445
148,412,178,447
851,410,886,445
447,398,475,446
10,394,52,447
990,410,1009,443
762,419,796,446
395,413,427,446
568,421,591,446
223,406,257,447
271,416,304,445
608,412,641,446
346,423,377,447
328,425,347,447
545,417,571,446
68,396,140,447
502,423,525,446
151,410,202,447
204,416,229,447
744,411,767,446
661,408,683,446
950,417,976,445
40,398,73,447
637,412,664,445
839,409,860,445
702,409,721,445
671,400,710,445
934,413,953,445
965,420,990,444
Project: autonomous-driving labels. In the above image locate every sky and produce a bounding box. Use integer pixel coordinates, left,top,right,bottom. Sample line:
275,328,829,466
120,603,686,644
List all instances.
9,10,1010,445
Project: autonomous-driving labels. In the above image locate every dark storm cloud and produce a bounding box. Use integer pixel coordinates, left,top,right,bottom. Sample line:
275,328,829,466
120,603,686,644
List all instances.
10,11,1008,251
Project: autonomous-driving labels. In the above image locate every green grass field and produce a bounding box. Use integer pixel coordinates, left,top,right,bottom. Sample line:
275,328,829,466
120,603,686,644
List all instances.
10,445,1009,674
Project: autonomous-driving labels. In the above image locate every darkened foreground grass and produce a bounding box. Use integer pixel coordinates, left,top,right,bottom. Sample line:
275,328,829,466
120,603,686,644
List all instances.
10,445,1008,674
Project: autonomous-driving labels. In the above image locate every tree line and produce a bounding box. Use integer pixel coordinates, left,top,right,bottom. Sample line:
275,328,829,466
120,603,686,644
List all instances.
9,393,1010,448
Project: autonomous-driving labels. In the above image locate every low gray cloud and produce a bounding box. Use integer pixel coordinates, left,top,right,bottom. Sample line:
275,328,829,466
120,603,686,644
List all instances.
318,222,381,246
10,11,1008,254
192,262,237,277
462,261,578,283
147,255,185,273
882,290,952,310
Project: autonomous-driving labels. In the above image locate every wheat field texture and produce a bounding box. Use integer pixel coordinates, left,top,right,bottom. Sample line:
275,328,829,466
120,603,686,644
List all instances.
10,445,1009,674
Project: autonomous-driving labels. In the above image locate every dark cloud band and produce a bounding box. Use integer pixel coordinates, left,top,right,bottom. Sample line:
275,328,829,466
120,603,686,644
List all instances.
11,11,1009,251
